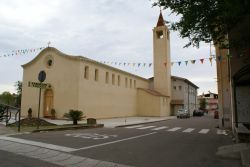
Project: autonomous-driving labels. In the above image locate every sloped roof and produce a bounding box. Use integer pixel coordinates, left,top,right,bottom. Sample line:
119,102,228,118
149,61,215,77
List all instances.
22,47,149,81
156,12,165,27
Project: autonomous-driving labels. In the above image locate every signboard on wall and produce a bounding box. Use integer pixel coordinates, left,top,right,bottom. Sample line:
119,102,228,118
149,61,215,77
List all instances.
28,81,51,89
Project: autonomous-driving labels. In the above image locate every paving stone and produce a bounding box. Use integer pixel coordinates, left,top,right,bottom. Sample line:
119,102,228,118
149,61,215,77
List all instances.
95,161,118,167
35,150,61,160
55,155,86,166
241,149,250,167
69,158,100,167
46,152,72,162
0,140,15,147
25,148,51,157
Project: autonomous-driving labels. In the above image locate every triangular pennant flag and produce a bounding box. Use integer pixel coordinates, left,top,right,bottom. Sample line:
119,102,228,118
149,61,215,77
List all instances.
191,60,196,64
200,59,204,64
138,63,141,67
178,61,181,66
164,62,167,67
209,57,213,66
149,63,152,67
185,61,188,65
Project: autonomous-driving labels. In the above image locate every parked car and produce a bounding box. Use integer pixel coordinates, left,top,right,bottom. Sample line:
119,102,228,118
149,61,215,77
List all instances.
193,109,204,117
177,109,190,119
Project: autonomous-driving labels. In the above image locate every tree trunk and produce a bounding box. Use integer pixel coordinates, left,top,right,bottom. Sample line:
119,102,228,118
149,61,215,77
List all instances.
73,119,78,125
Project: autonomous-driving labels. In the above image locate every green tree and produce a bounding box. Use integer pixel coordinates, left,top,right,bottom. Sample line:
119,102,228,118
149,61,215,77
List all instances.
199,98,207,110
152,0,250,50
0,91,15,105
15,81,22,107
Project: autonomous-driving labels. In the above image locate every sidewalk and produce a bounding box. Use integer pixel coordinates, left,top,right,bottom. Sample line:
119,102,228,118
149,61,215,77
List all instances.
44,116,176,128
0,124,15,135
216,143,250,167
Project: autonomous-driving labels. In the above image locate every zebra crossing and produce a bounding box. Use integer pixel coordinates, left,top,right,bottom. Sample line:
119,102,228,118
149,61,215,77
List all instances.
124,125,213,134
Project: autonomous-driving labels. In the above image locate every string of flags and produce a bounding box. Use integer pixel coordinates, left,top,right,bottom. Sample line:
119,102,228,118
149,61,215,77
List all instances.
98,54,232,68
0,47,46,58
1,46,241,68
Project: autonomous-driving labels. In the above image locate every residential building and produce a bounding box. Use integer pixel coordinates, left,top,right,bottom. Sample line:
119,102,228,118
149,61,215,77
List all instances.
170,76,199,116
198,92,218,114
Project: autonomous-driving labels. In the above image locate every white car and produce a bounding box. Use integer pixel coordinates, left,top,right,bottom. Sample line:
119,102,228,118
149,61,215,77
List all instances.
177,109,190,119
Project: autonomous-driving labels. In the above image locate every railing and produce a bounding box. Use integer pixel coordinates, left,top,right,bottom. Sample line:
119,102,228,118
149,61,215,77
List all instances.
0,103,21,132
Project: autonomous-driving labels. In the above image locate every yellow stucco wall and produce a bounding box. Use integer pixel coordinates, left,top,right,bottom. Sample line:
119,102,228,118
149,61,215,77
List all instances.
21,47,151,119
137,89,170,117
78,61,149,119
21,48,81,118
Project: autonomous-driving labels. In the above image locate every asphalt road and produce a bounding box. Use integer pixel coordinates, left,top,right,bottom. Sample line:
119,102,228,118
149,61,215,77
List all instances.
9,115,241,167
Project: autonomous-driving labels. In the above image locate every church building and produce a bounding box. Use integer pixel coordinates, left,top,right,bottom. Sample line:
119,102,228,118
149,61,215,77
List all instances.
21,13,198,119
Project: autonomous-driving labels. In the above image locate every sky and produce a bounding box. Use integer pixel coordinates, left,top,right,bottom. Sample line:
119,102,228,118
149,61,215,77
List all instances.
0,0,217,95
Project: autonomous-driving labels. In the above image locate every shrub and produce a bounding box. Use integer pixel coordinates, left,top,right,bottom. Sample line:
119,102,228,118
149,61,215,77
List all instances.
50,108,56,119
64,109,83,125
28,108,32,119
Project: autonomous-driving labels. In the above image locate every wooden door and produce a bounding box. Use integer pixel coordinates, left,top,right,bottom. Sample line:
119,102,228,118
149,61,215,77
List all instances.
44,89,53,117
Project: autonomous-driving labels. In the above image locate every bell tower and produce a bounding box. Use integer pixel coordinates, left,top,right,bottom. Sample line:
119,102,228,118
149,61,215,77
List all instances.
153,12,171,97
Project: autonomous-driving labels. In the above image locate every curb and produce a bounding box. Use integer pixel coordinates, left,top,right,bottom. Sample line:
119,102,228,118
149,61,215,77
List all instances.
241,149,250,167
115,118,175,128
32,124,104,133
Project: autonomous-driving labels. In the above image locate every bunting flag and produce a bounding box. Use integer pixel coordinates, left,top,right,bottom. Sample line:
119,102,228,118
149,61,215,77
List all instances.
209,57,213,66
191,60,196,64
4,47,233,69
0,47,45,58
200,59,204,64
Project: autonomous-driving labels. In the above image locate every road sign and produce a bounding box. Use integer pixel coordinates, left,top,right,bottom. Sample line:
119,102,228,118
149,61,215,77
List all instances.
28,81,51,89
38,71,46,82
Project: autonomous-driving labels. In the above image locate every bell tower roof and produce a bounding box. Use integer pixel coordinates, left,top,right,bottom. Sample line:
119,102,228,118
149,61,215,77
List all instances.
156,12,165,27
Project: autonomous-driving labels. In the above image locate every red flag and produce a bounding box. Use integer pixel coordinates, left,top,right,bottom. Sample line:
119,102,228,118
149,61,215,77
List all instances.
200,59,204,64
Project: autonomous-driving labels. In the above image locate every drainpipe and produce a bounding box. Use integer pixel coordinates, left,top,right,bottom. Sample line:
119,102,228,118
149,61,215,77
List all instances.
188,84,190,112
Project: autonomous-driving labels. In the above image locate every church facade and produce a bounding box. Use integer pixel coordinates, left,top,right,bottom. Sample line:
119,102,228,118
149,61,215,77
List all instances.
21,13,197,119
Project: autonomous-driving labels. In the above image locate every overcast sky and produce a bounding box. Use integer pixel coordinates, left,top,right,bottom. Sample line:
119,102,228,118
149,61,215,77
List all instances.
0,0,217,95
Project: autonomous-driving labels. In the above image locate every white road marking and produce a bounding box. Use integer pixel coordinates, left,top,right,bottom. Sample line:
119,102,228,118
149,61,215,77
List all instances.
199,129,210,134
125,125,144,129
182,128,195,133
167,127,182,132
137,126,156,130
217,129,227,135
75,132,157,151
152,126,168,131
0,136,77,152
65,133,117,140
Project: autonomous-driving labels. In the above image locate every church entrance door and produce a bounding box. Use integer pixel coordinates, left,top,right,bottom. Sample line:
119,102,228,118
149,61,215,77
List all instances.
44,89,53,117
